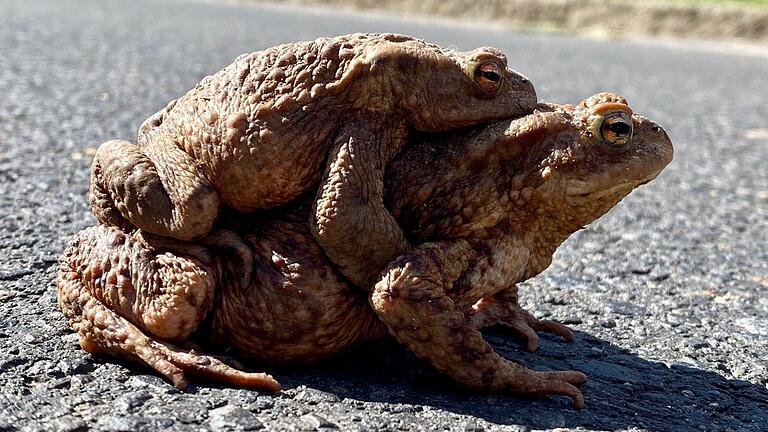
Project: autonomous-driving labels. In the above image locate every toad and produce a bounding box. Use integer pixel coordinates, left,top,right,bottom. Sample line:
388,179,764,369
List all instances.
59,93,673,408
89,33,538,287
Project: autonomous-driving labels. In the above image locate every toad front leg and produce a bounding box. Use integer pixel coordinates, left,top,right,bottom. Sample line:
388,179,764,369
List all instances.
371,240,586,408
469,287,575,352
56,226,280,391
312,117,411,287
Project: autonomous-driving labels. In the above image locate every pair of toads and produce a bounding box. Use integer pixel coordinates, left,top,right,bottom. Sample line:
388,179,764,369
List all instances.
57,33,673,408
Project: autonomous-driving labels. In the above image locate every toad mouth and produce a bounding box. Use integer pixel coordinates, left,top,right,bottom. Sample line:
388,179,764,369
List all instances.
566,167,665,198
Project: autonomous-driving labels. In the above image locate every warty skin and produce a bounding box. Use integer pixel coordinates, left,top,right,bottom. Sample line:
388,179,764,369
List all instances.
59,93,673,408
88,32,538,288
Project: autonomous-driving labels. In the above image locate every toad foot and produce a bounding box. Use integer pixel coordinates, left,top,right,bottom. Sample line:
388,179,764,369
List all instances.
469,290,574,352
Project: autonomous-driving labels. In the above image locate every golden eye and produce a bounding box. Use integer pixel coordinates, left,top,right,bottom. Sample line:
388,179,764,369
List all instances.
473,61,504,94
600,111,633,147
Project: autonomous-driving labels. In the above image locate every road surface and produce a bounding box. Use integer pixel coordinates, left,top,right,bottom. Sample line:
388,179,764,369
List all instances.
0,0,766,430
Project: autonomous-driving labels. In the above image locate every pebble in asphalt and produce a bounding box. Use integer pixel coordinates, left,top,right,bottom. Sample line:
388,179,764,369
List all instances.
0,0,767,430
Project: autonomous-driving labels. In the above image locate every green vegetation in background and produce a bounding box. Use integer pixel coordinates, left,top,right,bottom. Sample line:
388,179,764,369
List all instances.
653,0,768,5
617,0,768,5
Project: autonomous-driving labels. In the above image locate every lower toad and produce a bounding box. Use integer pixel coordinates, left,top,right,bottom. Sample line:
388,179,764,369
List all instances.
57,93,673,408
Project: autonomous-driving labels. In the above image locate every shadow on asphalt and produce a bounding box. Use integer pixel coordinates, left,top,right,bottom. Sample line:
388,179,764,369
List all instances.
259,329,768,432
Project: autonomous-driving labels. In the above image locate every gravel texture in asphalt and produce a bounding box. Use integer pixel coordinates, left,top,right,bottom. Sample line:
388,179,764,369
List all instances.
0,0,767,431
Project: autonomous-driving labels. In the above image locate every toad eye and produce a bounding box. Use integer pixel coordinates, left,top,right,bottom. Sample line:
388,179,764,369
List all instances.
600,111,633,147
473,61,504,94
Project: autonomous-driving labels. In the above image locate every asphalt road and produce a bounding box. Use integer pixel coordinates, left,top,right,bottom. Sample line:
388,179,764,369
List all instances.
1,0,767,430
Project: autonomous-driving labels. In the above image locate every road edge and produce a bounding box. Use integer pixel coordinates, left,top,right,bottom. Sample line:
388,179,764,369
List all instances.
244,0,768,44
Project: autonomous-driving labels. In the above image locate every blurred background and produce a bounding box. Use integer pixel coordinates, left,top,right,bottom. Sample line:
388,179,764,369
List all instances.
250,0,768,43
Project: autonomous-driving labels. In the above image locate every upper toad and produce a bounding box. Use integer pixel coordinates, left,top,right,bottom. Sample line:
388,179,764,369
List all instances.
89,33,538,287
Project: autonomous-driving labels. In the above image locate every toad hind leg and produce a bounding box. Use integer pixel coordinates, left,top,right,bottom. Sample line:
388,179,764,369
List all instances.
90,136,220,240
468,287,575,352
372,241,586,408
70,292,280,391
56,225,280,391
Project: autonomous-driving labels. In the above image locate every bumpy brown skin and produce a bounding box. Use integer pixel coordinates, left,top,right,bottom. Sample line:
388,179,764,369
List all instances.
60,93,673,408
374,93,673,408
89,33,537,287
